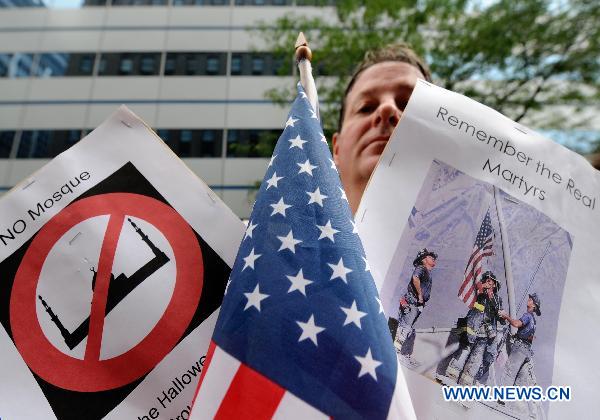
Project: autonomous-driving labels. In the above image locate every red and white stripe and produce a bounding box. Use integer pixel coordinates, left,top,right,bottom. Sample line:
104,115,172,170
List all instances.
190,341,328,420
387,360,417,420
457,237,493,307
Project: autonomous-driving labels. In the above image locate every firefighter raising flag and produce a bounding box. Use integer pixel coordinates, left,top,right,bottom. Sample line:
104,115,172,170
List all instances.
458,209,494,307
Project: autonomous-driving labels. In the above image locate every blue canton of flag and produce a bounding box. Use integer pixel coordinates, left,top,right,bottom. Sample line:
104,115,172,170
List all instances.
192,84,410,419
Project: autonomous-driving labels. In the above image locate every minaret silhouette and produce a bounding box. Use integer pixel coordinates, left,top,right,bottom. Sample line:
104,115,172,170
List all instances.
128,218,163,256
40,217,171,350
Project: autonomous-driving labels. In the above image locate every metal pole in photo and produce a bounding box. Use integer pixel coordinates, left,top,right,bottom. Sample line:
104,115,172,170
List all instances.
295,32,320,120
494,185,517,334
517,240,551,313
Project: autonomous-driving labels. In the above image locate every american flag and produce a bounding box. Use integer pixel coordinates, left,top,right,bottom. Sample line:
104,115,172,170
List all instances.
190,84,414,419
457,209,494,307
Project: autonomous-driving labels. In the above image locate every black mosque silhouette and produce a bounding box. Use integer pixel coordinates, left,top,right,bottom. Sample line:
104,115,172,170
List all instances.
39,218,170,350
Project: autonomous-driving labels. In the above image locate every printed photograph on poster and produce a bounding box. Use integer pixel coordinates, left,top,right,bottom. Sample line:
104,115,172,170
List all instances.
380,159,572,419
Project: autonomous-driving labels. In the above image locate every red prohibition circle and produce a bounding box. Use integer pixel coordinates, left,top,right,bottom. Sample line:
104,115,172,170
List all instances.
10,193,203,392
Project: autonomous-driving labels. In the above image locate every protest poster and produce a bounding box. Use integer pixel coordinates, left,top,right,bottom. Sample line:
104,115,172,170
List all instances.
0,106,244,420
357,80,599,419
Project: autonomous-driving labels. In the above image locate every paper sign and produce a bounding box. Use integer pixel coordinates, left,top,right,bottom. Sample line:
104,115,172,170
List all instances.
0,106,244,419
358,81,599,419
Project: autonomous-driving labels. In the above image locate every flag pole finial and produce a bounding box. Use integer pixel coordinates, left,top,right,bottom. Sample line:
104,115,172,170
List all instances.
295,31,318,119
295,32,312,62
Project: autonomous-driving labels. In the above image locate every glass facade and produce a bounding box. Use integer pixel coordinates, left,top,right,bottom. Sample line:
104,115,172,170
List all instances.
0,131,15,158
230,52,292,76
98,53,161,76
111,0,167,5
0,53,34,78
234,0,293,5
157,129,223,157
0,129,283,158
0,51,292,77
17,130,82,158
2,0,334,7
35,53,96,77
164,52,227,76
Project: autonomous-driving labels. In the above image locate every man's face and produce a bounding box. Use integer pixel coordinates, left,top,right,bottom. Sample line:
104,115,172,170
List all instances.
332,61,425,211
527,297,535,312
423,255,436,269
483,278,495,290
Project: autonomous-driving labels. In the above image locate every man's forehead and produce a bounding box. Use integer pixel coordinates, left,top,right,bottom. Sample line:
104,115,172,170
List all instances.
350,61,424,98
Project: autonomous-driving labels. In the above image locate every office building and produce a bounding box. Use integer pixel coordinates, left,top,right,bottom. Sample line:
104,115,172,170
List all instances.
0,0,335,217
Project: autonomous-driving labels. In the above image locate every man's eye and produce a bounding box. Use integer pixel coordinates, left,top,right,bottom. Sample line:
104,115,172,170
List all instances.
358,104,375,113
396,98,409,111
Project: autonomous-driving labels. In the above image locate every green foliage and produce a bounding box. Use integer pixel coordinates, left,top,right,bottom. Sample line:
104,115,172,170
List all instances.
227,131,280,158
259,0,600,153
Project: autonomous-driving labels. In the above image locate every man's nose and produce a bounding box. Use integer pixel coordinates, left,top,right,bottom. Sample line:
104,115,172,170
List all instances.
374,101,400,128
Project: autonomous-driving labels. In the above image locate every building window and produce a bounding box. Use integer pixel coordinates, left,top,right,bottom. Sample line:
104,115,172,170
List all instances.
34,53,95,77
164,53,226,76
35,53,67,77
164,55,177,75
158,129,223,157
83,0,108,5
202,130,222,157
180,130,193,143
140,54,158,75
0,53,34,78
119,55,134,75
156,129,170,142
3,0,45,6
0,54,9,78
78,55,95,75
296,0,336,5
227,129,279,157
172,0,229,5
235,0,292,4
112,0,167,5
179,130,192,156
99,53,161,76
201,130,215,143
185,55,199,75
17,131,51,158
251,56,265,75
0,50,298,77
53,130,82,155
200,130,220,157
230,54,242,75
0,131,15,158
98,56,107,75
16,130,81,159
229,53,292,76
206,56,220,75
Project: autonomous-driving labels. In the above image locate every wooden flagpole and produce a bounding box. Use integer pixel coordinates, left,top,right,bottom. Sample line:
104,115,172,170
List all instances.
295,32,319,119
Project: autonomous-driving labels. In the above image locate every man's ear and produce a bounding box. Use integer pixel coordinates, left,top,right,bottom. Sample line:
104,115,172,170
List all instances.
332,132,340,166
